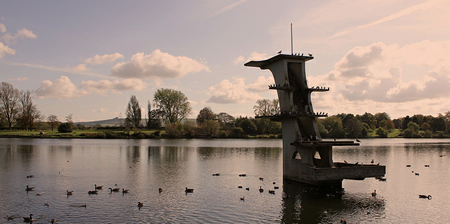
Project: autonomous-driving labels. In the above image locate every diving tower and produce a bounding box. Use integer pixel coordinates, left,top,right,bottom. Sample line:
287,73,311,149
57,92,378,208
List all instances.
245,54,385,188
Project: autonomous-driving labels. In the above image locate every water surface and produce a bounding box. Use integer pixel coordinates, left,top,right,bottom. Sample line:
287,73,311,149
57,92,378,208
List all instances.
1,138,449,223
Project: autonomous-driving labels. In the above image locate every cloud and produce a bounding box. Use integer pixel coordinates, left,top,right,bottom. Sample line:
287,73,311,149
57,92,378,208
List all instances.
246,76,274,92
321,40,450,104
2,28,37,44
35,76,87,99
111,49,209,79
80,79,148,94
234,51,268,65
8,77,28,82
92,108,108,113
84,53,124,65
0,23,5,33
71,64,89,72
210,0,247,17
206,77,263,104
0,42,16,58
35,76,148,99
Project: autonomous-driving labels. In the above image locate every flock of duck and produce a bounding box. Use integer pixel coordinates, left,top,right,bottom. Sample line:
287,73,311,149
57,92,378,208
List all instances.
370,163,433,201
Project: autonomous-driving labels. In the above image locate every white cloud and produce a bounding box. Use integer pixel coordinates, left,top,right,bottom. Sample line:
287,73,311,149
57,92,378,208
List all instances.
234,51,268,65
92,108,108,113
246,76,274,92
206,77,262,104
35,76,148,99
111,49,209,79
8,77,28,82
306,40,450,117
80,79,148,94
71,64,89,72
0,42,15,58
84,53,124,65
0,23,5,33
2,28,37,44
35,76,87,99
210,0,247,17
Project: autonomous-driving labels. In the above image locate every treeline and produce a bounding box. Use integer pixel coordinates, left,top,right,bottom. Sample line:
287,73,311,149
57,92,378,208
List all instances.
318,112,450,138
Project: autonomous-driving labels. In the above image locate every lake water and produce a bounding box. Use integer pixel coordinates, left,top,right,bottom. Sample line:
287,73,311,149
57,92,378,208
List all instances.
1,138,450,223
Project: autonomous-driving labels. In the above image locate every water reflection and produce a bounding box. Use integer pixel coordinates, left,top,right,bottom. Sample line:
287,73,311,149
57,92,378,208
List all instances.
281,179,385,223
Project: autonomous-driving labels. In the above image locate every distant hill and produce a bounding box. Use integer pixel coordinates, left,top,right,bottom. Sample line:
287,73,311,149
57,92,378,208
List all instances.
75,117,126,127
75,117,197,127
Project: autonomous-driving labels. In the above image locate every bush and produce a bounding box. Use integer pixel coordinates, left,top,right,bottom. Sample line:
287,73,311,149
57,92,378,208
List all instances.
230,127,245,138
376,128,387,138
58,123,73,133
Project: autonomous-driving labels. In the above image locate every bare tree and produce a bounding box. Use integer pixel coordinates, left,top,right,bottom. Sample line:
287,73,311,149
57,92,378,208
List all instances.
253,99,280,116
0,82,19,129
18,90,40,130
47,115,59,131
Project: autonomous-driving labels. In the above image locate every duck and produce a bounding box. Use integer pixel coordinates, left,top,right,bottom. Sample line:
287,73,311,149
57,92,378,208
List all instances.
371,190,377,196
259,186,264,193
44,202,49,207
67,190,74,195
95,184,103,190
88,190,98,194
185,187,194,193
240,196,245,201
109,187,120,192
122,188,129,193
419,194,432,199
51,218,56,224
246,187,250,191
138,202,143,208
259,177,264,181
269,190,275,194
159,188,163,193
238,186,243,188
26,175,34,178
23,214,33,223
274,186,279,189
81,204,87,207
25,185,35,191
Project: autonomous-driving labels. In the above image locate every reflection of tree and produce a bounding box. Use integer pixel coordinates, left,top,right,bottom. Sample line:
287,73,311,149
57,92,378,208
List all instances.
254,147,281,159
281,179,385,223
126,146,140,163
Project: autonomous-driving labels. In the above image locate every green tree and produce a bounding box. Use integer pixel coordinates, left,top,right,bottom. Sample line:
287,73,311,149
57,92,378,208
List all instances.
236,117,257,135
421,122,431,131
125,95,141,127
58,123,73,133
374,112,390,128
196,107,216,125
376,127,388,138
408,121,420,134
357,112,377,130
200,120,220,137
153,88,191,124
147,100,162,129
430,117,446,132
344,117,364,138
0,82,19,129
402,115,411,130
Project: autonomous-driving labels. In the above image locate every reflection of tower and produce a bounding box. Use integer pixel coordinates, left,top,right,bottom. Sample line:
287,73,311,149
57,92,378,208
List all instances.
245,54,385,189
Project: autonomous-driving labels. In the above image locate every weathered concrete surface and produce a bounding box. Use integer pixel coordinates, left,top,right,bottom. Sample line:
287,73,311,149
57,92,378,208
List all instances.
245,54,386,186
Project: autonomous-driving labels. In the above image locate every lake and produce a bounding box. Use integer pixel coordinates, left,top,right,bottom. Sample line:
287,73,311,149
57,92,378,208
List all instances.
1,138,450,223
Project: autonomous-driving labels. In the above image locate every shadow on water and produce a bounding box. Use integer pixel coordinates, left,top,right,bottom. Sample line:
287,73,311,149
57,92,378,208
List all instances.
281,179,385,223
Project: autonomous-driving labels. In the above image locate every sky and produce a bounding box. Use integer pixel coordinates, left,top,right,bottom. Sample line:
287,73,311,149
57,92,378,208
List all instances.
1,0,450,122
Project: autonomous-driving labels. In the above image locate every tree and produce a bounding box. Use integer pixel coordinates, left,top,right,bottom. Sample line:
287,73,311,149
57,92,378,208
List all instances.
125,95,141,127
402,116,411,130
217,112,235,130
200,120,220,137
17,90,40,130
197,107,216,125
0,82,19,129
376,127,388,138
147,100,162,130
58,123,72,133
374,112,390,128
253,99,279,116
47,115,59,131
153,88,191,124
421,122,431,131
344,117,364,138
357,112,377,130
